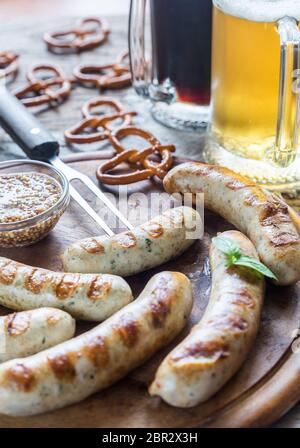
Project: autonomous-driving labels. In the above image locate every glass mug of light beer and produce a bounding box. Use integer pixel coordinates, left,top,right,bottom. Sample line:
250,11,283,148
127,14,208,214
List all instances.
205,0,300,191
129,0,212,130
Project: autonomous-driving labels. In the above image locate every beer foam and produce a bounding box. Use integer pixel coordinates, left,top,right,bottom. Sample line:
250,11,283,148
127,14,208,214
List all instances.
214,0,300,22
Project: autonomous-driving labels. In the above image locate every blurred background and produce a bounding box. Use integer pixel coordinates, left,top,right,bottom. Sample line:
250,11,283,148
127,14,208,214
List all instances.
0,0,130,18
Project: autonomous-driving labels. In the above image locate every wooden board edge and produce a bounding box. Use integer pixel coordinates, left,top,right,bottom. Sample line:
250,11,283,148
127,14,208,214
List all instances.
204,348,300,427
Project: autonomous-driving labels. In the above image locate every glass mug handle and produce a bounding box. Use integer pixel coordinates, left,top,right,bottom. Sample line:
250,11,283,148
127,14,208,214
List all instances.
128,0,150,98
128,0,176,103
272,17,300,167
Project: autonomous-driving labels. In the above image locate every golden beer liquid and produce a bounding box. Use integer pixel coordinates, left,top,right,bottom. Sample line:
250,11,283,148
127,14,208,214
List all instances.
211,5,298,161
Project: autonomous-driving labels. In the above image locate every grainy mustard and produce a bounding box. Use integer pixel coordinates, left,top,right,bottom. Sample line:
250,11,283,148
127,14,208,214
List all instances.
0,172,67,247
0,173,62,223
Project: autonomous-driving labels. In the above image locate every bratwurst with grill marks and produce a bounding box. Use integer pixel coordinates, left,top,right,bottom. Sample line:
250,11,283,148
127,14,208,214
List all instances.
0,257,132,321
0,308,75,363
164,161,300,285
0,271,192,416
62,206,201,276
149,231,264,407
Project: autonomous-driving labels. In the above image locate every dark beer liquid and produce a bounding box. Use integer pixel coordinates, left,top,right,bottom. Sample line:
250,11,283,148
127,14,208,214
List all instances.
151,0,212,105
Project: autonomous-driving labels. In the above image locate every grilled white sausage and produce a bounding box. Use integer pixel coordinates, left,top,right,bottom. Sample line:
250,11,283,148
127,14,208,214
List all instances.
0,308,75,363
149,231,264,407
0,257,132,321
164,162,300,285
0,271,193,416
62,206,200,276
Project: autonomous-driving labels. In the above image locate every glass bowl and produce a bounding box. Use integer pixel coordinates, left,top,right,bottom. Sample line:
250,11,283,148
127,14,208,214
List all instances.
0,159,70,247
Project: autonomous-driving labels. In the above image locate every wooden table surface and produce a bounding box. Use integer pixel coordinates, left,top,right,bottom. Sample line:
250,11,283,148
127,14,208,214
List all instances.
0,2,299,428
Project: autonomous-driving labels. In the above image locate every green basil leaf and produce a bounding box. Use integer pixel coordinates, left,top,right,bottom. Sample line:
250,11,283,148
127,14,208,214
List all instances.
212,236,241,258
212,236,278,281
234,256,278,280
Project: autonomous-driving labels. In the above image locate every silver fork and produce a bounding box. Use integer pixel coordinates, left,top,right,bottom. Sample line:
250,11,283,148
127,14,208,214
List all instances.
0,87,133,236
52,157,133,236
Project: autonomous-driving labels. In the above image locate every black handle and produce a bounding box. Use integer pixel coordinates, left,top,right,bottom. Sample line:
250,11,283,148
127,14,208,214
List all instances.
0,87,59,161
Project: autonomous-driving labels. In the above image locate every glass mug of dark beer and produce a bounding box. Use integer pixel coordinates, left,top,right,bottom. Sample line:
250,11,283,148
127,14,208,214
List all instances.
129,0,212,130
205,0,300,192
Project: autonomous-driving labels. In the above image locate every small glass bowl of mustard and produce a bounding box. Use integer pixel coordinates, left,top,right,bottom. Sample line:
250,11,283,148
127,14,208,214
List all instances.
0,159,70,247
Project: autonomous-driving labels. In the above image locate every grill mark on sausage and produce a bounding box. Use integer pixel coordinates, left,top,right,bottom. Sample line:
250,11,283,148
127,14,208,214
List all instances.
56,274,80,299
83,335,109,367
25,268,51,294
48,353,76,381
225,179,254,190
189,163,254,185
5,364,36,392
151,299,170,328
167,209,184,226
260,200,291,225
243,188,269,206
172,340,230,362
189,164,217,177
207,313,249,334
112,232,137,248
5,312,31,336
231,293,255,309
150,277,172,328
0,260,17,285
268,231,299,246
259,200,299,246
217,290,255,309
80,238,105,254
46,312,63,326
115,317,139,347
142,222,164,238
87,276,112,301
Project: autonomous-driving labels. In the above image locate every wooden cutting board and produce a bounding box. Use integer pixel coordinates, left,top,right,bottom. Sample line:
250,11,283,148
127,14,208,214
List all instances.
0,151,300,428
